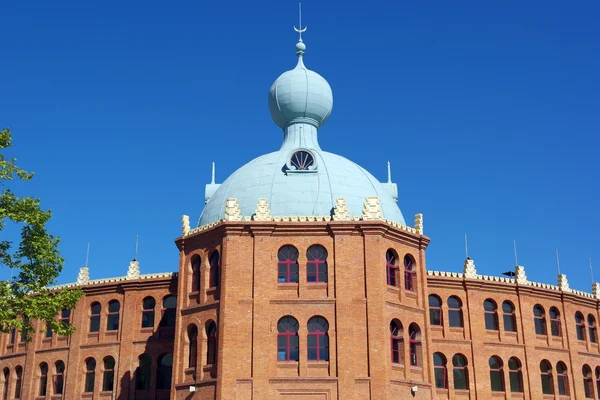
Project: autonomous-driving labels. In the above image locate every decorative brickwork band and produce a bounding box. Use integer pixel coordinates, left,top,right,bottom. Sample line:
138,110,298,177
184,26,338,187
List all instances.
254,198,272,221
76,267,90,285
558,274,570,292
515,265,528,284
332,198,351,221
224,198,242,221
182,215,190,236
362,196,383,220
126,260,140,280
414,213,423,234
463,257,477,279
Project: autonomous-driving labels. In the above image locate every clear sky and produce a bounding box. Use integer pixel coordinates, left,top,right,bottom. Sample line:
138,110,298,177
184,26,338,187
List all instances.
1,1,598,291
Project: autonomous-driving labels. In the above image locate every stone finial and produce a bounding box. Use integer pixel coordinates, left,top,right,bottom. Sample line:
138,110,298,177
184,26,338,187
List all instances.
223,198,242,221
593,283,600,299
126,260,140,280
463,257,477,279
558,274,570,292
332,198,351,221
76,267,90,285
515,265,528,284
361,196,383,220
182,215,190,236
254,198,271,221
414,213,423,234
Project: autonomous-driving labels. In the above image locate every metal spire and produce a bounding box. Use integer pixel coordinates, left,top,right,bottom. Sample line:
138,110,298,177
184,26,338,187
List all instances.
464,234,469,259
556,248,561,275
135,234,139,261
513,240,519,266
294,3,307,42
85,243,90,268
211,162,216,184
387,161,392,183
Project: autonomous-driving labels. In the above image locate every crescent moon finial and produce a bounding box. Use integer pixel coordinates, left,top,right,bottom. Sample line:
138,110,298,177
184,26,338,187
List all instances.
294,2,307,42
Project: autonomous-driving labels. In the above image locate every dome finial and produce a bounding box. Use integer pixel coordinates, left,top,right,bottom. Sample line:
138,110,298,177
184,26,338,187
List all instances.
294,3,307,56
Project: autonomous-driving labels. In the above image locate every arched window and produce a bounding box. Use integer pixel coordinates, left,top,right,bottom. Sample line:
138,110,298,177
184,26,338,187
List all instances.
589,315,597,343
484,299,499,330
390,319,404,364
156,353,172,390
136,354,152,390
540,360,554,395
191,255,201,292
433,353,447,389
90,302,101,332
45,323,53,338
583,365,593,398
39,363,48,396
2,368,9,400
452,354,468,390
429,295,442,326
278,245,299,283
14,366,22,399
307,317,329,361
502,301,517,332
508,357,523,393
188,325,198,368
20,316,29,342
595,367,600,399
277,316,299,361
206,321,217,365
60,309,71,328
489,356,504,392
53,360,65,395
556,362,569,395
160,295,176,328
549,307,561,337
385,250,398,287
408,324,422,367
103,356,115,392
404,254,415,291
84,358,96,393
8,328,16,345
209,250,220,287
306,245,328,283
107,300,120,331
576,312,586,340
448,296,463,328
141,297,155,328
533,305,546,335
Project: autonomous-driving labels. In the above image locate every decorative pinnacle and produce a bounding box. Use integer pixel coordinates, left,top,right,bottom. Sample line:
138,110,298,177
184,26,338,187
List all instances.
387,161,392,183
211,162,216,184
294,3,307,42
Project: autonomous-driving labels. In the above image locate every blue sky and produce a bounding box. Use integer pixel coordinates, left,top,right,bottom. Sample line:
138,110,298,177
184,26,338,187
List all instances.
1,1,598,291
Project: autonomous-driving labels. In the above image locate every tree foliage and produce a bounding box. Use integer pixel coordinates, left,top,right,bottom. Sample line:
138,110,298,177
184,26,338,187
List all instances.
0,127,82,339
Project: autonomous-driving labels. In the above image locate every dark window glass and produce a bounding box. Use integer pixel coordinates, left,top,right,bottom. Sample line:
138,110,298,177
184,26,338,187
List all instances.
45,323,53,338
595,367,600,399
20,316,29,342
588,315,597,343
533,305,546,335
448,296,463,328
583,365,593,398
452,354,468,390
540,360,554,395
484,300,499,330
156,354,172,390
209,251,220,287
307,317,329,361
508,357,523,393
14,366,22,399
557,362,568,396
160,295,177,327
306,245,328,283
278,246,299,283
142,297,156,328
53,361,65,395
206,322,217,365
386,250,397,287
90,302,101,333
3,368,9,400
404,255,415,291
576,312,586,340
390,320,403,364
277,316,299,361
107,300,120,331
9,328,16,345
188,325,198,368
290,150,315,170
489,356,504,392
103,357,115,391
191,256,201,291
136,354,152,390
502,301,517,332
549,307,561,337
60,309,70,329
433,353,447,389
85,358,96,393
39,363,48,396
408,324,421,367
428,295,442,326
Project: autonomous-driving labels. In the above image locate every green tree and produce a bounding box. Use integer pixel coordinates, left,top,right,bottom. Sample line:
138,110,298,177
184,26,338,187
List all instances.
0,127,82,340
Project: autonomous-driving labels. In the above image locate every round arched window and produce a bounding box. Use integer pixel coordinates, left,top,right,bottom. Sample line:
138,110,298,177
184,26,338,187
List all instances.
290,150,315,170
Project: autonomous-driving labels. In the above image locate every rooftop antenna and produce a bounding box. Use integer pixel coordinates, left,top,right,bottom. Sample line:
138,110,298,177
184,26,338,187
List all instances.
135,235,139,261
555,248,561,275
85,242,90,268
513,240,519,266
211,162,215,185
387,161,392,183
590,258,595,283
464,234,469,259
294,2,307,42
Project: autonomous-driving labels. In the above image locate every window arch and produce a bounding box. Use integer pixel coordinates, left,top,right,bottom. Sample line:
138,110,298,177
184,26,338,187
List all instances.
595,366,600,399
90,302,101,332
489,356,504,392
452,354,468,390
448,296,463,327
209,250,220,287
141,297,155,328
188,325,198,368
576,312,586,340
589,314,597,343
484,299,499,330
84,358,96,393
39,363,48,396
428,295,442,326
385,249,398,287
502,301,516,332
136,354,152,391
107,300,120,331
191,255,201,292
278,245,299,283
160,295,176,328
549,307,561,337
306,245,328,283
533,305,546,335
277,316,299,361
156,353,172,390
206,321,217,365
103,356,115,392
14,366,22,399
390,319,404,364
53,360,65,395
408,323,422,367
556,361,569,395
307,316,329,361
2,368,9,400
583,365,593,398
433,353,447,389
540,360,554,395
508,357,523,393
404,254,415,291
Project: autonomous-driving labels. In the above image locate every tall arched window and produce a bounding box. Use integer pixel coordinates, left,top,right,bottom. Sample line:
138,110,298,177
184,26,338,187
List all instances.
136,354,152,391
489,356,504,392
408,324,422,367
433,353,447,389
103,356,115,392
533,305,546,335
60,309,70,328
595,367,600,399
385,250,398,287
576,312,586,340
188,325,198,368
39,363,48,396
90,302,101,333
206,321,217,365
2,368,9,400
307,317,329,361
502,301,517,332
549,307,561,337
306,245,328,283
84,358,96,393
540,360,554,395
45,323,53,338
209,250,220,287
452,354,468,390
508,357,523,393
8,328,16,345
484,299,499,330
156,353,172,390
191,255,201,291
14,366,22,399
404,254,415,291
428,295,442,326
53,361,65,395
583,365,593,398
277,316,299,361
278,246,299,283
160,295,177,328
448,296,463,328
141,297,155,328
390,319,404,364
556,362,569,396
107,300,120,331
589,315,597,343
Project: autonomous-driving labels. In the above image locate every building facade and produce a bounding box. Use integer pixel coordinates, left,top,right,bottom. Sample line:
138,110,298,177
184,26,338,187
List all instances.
2,31,600,400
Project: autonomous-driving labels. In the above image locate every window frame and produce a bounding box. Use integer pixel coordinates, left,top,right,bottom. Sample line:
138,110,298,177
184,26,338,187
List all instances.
556,362,569,396
447,296,463,328
102,357,115,392
141,297,156,329
502,301,517,332
576,312,586,341
404,254,415,292
540,360,554,395
136,354,152,391
14,366,22,399
306,245,328,283
160,295,177,328
583,365,593,399
588,314,597,343
533,305,547,335
191,255,201,292
52,361,65,395
39,363,48,396
188,325,198,368
206,321,217,365
278,245,300,284
107,300,120,331
508,357,524,393
452,354,468,390
389,319,403,365
433,352,448,389
484,299,499,331
385,250,398,287
549,307,561,337
489,356,505,392
156,353,173,390
428,295,443,326
209,250,220,288
84,358,96,393
277,316,299,362
307,317,329,362
408,324,421,367
90,302,101,333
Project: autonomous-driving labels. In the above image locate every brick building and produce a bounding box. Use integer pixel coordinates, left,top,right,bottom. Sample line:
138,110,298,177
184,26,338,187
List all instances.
2,30,600,400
